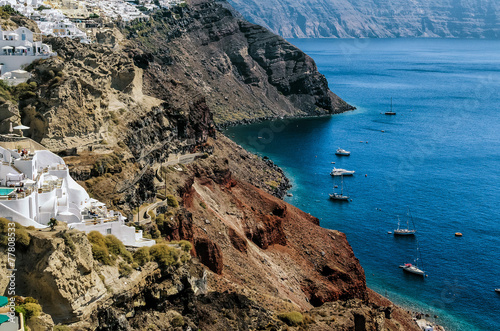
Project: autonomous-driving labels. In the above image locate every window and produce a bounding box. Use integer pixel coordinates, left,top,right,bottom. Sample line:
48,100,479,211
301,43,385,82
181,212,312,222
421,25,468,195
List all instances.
106,228,111,235
22,34,26,41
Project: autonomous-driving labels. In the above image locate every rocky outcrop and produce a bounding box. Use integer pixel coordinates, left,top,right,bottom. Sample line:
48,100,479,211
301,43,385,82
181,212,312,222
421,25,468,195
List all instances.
159,135,367,312
5,229,107,323
228,0,500,38
124,0,353,125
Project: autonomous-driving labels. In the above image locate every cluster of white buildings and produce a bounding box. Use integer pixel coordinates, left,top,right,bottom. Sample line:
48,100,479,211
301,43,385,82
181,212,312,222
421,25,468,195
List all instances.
0,25,55,82
0,0,90,42
0,139,155,247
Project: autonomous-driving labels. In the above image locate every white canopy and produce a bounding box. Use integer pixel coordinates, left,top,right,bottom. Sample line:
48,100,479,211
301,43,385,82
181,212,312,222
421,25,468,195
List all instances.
2,46,13,50
22,179,36,185
13,124,30,130
7,32,18,36
6,173,24,181
16,46,27,50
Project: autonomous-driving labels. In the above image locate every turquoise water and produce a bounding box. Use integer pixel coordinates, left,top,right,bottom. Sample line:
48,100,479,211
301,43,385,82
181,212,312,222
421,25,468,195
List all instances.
0,188,13,196
224,39,500,331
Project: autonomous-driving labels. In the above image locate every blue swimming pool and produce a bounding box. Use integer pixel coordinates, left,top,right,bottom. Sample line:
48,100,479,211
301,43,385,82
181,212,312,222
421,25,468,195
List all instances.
0,188,14,196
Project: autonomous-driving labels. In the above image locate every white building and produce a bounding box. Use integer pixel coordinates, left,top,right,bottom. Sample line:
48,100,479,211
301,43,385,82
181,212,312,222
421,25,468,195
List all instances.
0,26,56,74
0,140,154,247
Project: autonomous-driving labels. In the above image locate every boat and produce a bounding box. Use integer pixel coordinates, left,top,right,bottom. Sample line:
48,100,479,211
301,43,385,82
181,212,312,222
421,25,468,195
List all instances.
330,167,355,176
329,175,349,201
385,97,396,115
394,209,416,236
400,241,426,277
495,289,500,293
399,263,425,276
335,148,350,156
455,232,463,237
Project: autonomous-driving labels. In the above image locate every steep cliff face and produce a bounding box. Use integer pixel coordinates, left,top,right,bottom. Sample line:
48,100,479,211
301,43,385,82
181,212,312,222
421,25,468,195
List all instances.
169,137,368,310
228,0,500,38
124,0,353,125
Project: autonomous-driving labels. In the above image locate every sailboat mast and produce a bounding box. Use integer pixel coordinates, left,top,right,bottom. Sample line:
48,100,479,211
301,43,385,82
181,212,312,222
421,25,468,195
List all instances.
391,97,393,112
340,175,344,195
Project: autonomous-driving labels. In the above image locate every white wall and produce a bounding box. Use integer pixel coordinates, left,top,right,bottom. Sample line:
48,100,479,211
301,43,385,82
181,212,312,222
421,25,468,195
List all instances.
0,202,45,228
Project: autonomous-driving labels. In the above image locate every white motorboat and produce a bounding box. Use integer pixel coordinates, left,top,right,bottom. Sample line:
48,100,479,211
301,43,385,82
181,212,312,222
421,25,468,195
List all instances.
335,148,350,156
495,288,500,293
330,167,355,176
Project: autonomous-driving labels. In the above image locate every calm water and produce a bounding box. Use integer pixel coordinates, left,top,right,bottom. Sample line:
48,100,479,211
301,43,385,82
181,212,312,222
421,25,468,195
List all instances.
224,39,500,331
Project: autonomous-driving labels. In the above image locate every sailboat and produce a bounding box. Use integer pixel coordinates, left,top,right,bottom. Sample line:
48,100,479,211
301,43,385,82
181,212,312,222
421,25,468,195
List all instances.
394,209,416,236
329,175,350,201
385,98,396,115
399,241,426,277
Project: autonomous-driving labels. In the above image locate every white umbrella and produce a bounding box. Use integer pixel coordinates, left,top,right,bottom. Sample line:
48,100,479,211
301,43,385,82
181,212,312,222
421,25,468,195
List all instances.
16,46,27,50
9,122,13,133
22,179,36,185
13,125,30,130
2,46,13,50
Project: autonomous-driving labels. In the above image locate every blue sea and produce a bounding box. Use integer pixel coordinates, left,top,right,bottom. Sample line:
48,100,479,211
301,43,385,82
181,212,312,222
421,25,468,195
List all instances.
224,39,500,331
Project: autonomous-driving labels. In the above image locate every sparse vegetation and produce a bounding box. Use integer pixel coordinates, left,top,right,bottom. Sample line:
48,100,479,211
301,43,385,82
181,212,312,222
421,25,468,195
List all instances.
133,247,151,266
0,218,31,247
53,326,72,331
118,261,133,277
278,311,304,326
265,180,279,190
166,195,179,208
60,231,76,252
87,231,132,265
0,5,18,19
149,244,181,268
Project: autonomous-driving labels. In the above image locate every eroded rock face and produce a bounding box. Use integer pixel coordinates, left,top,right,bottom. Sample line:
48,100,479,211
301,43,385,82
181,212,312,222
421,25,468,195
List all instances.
228,0,500,38
124,0,353,125
9,231,107,323
166,135,367,311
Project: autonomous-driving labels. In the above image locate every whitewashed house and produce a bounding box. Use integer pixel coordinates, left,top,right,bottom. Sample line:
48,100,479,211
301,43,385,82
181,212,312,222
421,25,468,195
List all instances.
0,141,155,247
0,26,55,74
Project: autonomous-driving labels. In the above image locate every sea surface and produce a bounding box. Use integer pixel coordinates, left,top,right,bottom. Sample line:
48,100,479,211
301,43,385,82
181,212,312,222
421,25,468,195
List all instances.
224,39,500,331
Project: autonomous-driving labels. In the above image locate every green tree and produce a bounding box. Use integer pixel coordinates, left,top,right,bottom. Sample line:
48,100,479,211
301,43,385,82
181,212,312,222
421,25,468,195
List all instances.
48,218,57,231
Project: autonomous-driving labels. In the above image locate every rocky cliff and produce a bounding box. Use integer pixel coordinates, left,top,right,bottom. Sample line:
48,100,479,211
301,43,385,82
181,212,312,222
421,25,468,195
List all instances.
228,0,500,38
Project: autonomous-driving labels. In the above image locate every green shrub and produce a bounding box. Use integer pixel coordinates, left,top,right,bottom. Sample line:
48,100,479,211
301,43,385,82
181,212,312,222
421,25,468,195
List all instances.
24,297,39,304
166,195,179,208
133,247,150,266
156,213,165,227
149,244,180,268
278,311,303,326
105,235,133,263
88,230,106,246
23,302,42,319
91,243,112,265
118,262,133,277
199,202,207,209
178,240,192,253
48,218,57,230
